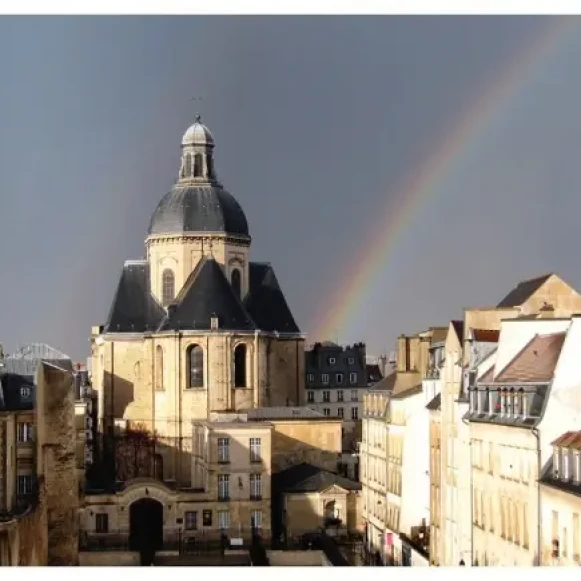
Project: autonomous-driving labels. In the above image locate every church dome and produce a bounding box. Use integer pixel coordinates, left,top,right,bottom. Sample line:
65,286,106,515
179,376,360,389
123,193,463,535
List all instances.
148,185,249,237
148,115,249,239
181,115,214,147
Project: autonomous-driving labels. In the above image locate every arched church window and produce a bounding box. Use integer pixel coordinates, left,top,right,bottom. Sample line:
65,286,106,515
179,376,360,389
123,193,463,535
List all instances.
231,269,241,299
234,344,247,388
187,344,204,388
162,269,175,306
155,346,164,391
184,153,192,177
193,153,203,177
206,154,214,179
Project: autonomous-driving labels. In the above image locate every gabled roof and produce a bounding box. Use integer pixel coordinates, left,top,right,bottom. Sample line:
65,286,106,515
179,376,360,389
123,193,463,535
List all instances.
451,320,464,343
104,259,300,335
371,370,396,392
391,383,423,400
160,258,255,332
275,462,361,493
243,263,300,333
494,332,565,383
551,430,581,451
496,274,554,308
104,261,165,333
478,365,495,383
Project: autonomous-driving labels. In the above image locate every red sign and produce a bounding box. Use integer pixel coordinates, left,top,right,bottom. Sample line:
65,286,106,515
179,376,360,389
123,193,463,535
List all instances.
385,533,393,546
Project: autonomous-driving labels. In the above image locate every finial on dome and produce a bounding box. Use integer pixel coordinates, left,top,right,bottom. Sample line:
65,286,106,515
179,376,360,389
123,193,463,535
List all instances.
195,114,202,123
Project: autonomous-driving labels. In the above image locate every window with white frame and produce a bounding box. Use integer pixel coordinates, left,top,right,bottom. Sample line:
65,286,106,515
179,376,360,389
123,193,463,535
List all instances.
185,511,198,530
323,390,330,402
218,510,230,530
250,437,262,463
337,390,344,402
250,473,262,499
349,372,357,384
17,475,32,496
323,408,330,416
250,509,263,529
307,391,315,403
322,374,329,384
17,422,33,443
328,357,336,365
336,373,344,384
575,451,581,484
307,373,315,382
218,438,230,463
350,390,358,402
348,357,355,365
218,474,230,500
351,407,359,420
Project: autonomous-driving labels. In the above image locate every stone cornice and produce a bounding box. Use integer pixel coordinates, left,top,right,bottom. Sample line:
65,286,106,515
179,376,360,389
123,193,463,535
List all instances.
146,233,251,246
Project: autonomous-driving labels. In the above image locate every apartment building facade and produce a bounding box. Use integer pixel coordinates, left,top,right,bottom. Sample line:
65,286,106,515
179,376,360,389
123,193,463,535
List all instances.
540,430,581,566
361,388,389,563
305,341,382,453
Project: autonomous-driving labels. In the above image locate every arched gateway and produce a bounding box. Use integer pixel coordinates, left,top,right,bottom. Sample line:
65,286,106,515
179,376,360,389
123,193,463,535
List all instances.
129,498,163,565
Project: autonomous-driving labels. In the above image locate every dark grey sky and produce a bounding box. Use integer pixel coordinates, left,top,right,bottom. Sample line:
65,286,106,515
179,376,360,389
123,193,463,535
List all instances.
0,16,579,361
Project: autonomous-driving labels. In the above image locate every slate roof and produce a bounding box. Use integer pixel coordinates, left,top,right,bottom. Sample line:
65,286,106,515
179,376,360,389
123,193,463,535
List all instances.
105,261,166,333
0,372,35,412
243,263,300,333
148,185,249,238
426,392,441,411
275,462,362,493
496,274,553,308
104,258,300,335
160,258,255,332
370,371,396,392
494,332,565,383
366,364,382,385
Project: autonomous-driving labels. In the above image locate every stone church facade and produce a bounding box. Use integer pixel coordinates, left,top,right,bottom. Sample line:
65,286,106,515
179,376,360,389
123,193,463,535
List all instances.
89,114,305,490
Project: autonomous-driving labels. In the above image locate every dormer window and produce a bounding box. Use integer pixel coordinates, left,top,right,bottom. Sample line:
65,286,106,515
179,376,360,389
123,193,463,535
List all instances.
470,388,477,413
553,446,561,479
500,389,508,416
328,357,336,365
513,389,522,416
574,451,581,484
562,448,570,481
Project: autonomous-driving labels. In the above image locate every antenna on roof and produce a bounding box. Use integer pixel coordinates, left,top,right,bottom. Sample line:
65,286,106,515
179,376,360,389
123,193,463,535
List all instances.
190,96,203,122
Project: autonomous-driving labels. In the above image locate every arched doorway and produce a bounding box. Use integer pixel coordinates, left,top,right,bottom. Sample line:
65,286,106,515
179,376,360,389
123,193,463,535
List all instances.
129,498,164,565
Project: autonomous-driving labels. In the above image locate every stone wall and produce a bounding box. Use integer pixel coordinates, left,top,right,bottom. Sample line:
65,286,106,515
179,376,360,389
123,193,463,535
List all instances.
36,362,79,565
269,419,342,473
